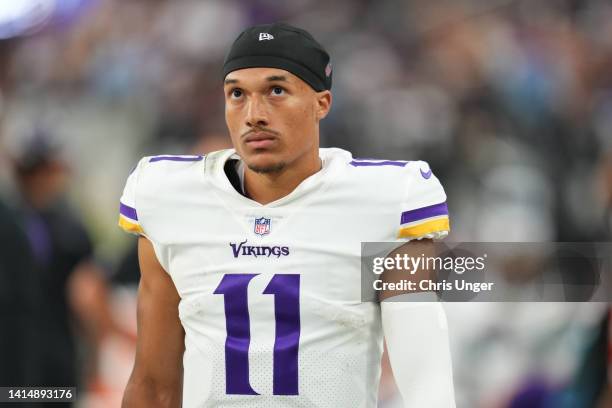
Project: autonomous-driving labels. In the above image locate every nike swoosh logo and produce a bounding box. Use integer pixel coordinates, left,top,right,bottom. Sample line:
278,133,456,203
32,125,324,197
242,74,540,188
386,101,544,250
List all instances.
420,168,432,179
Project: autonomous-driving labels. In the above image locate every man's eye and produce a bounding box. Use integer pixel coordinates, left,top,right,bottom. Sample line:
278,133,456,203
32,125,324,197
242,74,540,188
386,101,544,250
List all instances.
271,87,284,95
231,89,242,98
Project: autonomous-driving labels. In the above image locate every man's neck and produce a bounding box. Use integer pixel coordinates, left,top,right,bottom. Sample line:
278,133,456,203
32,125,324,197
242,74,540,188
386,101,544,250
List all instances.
243,153,322,205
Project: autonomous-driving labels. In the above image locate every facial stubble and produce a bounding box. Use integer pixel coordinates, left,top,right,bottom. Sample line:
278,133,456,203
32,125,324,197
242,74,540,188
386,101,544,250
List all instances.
247,161,287,174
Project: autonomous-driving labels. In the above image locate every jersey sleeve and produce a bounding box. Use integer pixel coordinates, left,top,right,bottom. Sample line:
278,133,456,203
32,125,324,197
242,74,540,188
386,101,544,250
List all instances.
397,161,450,241
118,158,147,236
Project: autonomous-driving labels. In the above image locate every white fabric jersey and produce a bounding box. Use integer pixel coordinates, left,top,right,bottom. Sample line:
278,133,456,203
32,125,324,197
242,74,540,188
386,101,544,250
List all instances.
118,148,450,408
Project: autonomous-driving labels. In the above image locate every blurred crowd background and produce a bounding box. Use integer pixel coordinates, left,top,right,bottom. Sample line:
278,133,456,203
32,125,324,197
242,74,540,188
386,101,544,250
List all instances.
0,0,610,407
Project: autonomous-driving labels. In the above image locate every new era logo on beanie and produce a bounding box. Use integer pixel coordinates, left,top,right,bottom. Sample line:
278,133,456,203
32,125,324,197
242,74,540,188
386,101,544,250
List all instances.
258,33,274,41
223,22,332,92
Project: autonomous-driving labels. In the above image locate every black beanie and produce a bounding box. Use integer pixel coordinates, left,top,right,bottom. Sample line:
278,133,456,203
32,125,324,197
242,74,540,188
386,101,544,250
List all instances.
222,22,332,91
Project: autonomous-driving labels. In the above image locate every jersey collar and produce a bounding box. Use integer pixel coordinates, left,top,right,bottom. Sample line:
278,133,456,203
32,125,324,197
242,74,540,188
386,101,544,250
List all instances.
205,148,336,207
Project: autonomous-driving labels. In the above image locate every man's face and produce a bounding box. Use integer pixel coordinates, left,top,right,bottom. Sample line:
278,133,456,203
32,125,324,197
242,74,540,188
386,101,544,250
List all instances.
224,67,331,174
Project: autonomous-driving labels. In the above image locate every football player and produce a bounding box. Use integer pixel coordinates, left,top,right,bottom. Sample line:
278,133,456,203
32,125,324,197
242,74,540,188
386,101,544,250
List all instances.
120,22,455,407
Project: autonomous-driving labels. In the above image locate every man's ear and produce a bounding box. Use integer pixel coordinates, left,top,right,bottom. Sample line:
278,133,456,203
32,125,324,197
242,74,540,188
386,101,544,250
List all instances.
315,90,332,120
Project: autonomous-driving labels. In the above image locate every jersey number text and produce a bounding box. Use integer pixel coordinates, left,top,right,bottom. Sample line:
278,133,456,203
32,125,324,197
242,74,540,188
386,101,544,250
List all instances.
214,274,300,396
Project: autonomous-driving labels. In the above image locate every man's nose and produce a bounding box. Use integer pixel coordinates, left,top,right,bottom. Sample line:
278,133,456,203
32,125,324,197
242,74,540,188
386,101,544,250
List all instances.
245,95,269,128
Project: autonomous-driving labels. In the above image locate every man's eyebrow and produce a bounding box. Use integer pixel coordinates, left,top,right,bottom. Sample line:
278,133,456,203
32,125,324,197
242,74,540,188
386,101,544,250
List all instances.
224,78,239,85
266,75,288,82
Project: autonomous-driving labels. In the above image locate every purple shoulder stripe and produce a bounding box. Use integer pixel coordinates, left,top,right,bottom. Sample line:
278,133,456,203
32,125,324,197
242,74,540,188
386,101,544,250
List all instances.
350,160,408,167
149,155,203,163
120,202,138,221
401,202,448,224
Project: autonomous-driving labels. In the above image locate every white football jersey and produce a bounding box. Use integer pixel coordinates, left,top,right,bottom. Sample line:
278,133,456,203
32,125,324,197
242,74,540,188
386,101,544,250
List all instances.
118,148,449,407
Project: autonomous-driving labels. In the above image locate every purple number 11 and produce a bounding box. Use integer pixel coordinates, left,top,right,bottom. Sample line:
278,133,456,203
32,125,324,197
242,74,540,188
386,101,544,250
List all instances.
214,274,301,396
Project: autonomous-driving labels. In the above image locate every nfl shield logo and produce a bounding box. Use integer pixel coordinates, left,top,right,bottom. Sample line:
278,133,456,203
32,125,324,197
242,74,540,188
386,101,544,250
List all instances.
254,217,271,236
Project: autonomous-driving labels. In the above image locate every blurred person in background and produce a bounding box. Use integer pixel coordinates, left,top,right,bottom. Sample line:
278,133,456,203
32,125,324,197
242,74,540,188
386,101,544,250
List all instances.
5,128,133,404
0,195,36,388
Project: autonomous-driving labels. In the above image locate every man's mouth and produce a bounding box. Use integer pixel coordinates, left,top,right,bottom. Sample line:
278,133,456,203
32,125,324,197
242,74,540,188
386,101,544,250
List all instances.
244,132,277,149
